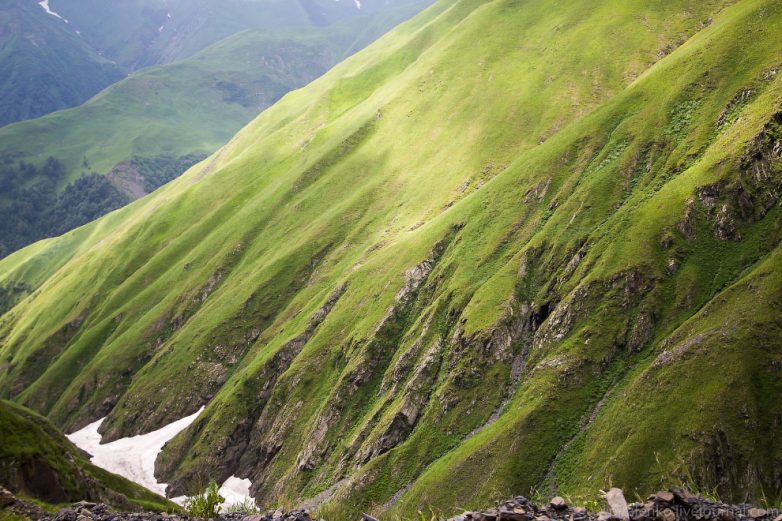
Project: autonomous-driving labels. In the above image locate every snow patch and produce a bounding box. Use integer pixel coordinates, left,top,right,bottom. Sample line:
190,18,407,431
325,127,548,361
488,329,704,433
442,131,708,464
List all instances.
67,408,204,499
67,408,256,507
334,0,361,8
37,0,68,22
221,476,255,507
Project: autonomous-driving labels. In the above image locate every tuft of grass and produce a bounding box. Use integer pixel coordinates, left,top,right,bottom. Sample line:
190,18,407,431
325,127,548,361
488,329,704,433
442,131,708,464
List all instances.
224,498,261,515
0,512,30,521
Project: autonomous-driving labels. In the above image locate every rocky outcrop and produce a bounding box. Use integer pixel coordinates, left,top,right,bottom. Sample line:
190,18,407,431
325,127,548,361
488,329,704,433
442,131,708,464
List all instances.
161,284,348,496
692,111,782,242
0,487,54,520
293,237,453,473
353,339,443,464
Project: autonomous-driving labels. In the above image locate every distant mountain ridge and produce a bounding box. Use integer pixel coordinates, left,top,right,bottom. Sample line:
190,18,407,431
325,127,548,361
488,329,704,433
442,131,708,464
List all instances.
45,0,374,70
0,0,122,126
0,0,428,127
0,0,433,258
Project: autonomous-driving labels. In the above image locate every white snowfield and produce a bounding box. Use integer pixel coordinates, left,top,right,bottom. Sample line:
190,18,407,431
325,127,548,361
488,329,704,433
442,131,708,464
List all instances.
67,408,255,508
38,0,68,22
220,476,254,506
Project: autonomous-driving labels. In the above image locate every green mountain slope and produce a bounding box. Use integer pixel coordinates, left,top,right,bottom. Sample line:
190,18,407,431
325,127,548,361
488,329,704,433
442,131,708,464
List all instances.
0,3,431,258
0,0,780,518
0,0,122,126
0,0,425,128
0,399,173,511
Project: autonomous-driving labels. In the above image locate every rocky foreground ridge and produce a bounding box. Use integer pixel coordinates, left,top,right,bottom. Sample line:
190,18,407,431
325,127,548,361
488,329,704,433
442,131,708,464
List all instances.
3,487,781,521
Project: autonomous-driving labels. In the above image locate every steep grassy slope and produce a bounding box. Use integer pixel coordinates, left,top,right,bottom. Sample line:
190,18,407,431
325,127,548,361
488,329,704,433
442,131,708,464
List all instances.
0,400,174,511
0,0,121,126
0,3,431,258
0,0,780,518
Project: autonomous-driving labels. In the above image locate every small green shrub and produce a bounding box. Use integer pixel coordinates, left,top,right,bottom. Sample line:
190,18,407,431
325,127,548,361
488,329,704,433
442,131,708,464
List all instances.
185,480,225,519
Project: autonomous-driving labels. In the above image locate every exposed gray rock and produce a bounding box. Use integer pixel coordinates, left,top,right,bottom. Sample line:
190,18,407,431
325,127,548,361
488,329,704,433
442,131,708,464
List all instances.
606,488,629,521
652,492,674,503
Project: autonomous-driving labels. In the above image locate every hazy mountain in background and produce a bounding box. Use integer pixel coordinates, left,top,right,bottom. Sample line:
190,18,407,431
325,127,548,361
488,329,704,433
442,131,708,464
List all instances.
47,0,427,71
0,0,433,258
0,0,122,126
0,0,428,127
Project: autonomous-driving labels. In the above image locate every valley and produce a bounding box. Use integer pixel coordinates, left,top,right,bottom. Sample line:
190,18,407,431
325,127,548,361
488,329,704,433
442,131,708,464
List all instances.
0,0,780,519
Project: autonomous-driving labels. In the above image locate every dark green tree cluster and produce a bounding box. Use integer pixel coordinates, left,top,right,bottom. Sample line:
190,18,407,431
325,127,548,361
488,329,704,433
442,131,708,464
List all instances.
0,156,129,258
131,153,207,193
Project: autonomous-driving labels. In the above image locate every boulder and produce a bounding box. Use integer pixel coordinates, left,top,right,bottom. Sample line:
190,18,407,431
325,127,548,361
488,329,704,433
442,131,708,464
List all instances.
0,487,15,508
606,488,630,521
55,508,78,521
73,502,97,510
717,509,736,521
498,507,530,521
660,508,677,521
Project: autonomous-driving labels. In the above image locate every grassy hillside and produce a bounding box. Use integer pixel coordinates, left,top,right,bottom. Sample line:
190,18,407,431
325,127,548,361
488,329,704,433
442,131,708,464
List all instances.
0,3,431,257
0,0,121,126
0,400,174,511
0,0,780,518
